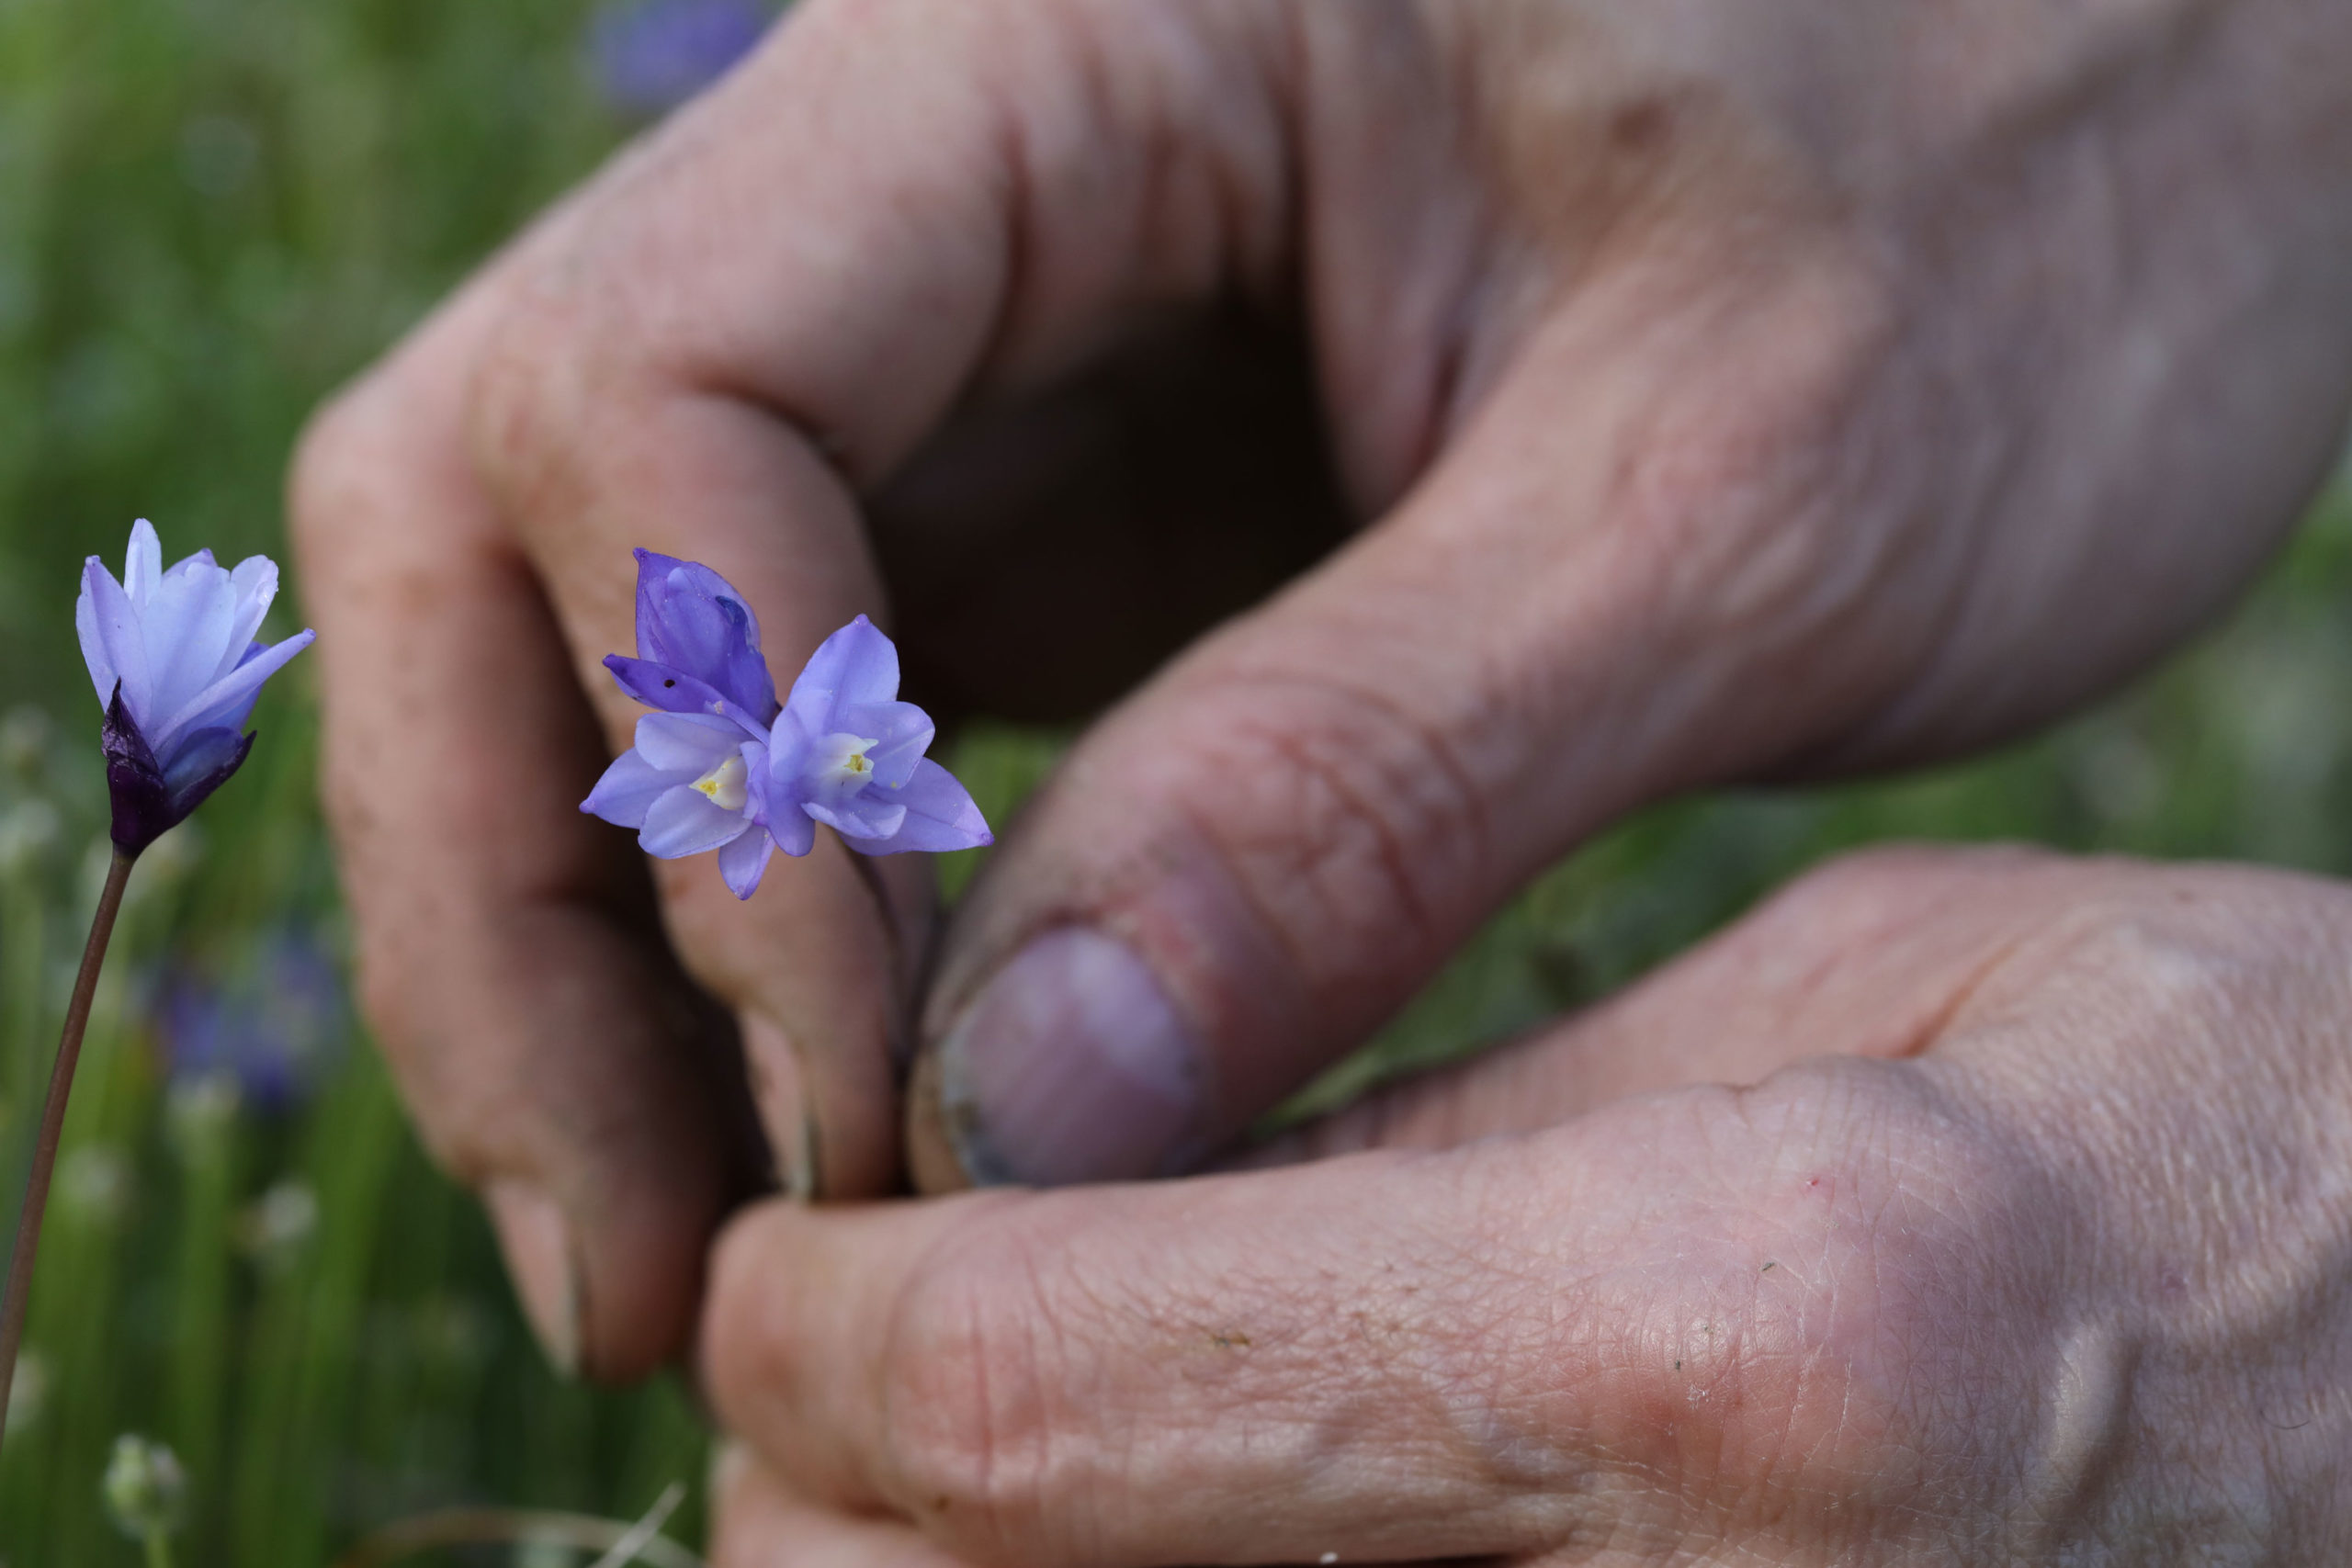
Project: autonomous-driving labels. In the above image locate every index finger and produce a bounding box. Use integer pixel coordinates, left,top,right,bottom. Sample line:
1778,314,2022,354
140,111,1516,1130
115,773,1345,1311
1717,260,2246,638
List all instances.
463,0,1306,1197
292,274,767,1379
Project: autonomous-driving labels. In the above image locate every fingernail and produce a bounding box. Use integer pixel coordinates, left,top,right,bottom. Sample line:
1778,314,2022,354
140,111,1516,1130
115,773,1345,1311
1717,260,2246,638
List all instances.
934,927,1204,1186
486,1180,583,1378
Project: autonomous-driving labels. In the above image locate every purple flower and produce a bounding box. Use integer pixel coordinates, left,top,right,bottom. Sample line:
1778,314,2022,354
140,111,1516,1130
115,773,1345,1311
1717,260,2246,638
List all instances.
153,928,347,1113
582,550,990,898
75,520,314,854
589,0,771,116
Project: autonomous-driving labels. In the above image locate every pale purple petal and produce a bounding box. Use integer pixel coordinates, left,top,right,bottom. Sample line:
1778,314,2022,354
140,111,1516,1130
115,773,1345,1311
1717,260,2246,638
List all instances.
632,710,749,773
605,655,768,731
76,571,116,711
152,629,314,757
80,557,151,720
803,795,907,841
738,738,769,819
849,758,992,855
783,615,898,739
633,549,776,718
718,825,776,898
224,556,279,668
141,557,239,722
124,519,163,606
768,804,815,858
640,785,752,858
763,705,813,818
582,749,678,828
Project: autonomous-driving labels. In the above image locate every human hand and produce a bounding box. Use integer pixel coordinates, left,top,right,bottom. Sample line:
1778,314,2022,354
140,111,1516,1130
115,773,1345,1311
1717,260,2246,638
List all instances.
289,0,2352,1376
701,846,2352,1564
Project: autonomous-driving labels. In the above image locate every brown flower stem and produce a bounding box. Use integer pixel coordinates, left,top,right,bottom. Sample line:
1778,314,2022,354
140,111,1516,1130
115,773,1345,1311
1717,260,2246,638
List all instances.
0,847,134,1453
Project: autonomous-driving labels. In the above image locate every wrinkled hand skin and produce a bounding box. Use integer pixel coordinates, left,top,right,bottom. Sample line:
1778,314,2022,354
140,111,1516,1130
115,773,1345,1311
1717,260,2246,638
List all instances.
702,847,2352,1565
290,0,2352,1385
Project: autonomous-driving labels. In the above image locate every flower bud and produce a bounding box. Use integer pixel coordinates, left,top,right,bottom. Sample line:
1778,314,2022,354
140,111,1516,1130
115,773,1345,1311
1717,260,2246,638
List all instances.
102,1435,187,1540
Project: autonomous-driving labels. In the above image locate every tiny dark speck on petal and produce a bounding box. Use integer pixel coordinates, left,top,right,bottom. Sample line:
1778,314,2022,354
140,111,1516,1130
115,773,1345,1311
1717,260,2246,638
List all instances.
1761,1261,1776,1272
663,678,675,687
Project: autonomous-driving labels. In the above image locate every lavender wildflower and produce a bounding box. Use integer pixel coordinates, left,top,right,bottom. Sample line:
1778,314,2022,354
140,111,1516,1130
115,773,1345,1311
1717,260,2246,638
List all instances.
0,519,312,1469
76,519,314,854
582,550,989,897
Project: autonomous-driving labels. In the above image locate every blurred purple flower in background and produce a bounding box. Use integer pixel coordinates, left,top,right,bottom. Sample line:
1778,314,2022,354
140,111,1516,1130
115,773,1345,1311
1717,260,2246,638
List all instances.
153,929,346,1113
583,551,990,898
590,0,772,116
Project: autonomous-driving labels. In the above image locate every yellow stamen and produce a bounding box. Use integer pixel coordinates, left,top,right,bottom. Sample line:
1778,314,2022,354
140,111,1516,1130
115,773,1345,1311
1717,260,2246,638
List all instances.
693,753,749,812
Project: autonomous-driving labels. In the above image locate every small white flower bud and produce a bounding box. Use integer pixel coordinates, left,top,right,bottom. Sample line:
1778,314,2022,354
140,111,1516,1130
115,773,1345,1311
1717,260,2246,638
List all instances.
102,1435,187,1540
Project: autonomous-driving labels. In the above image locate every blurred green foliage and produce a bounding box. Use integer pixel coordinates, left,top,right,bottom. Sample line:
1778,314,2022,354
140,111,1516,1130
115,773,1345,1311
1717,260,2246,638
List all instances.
1,0,2349,1561
0,0,707,1561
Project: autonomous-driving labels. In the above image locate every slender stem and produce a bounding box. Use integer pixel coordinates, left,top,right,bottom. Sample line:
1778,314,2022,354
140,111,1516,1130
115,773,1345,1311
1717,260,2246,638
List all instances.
142,1524,173,1568
334,1503,707,1568
0,848,134,1456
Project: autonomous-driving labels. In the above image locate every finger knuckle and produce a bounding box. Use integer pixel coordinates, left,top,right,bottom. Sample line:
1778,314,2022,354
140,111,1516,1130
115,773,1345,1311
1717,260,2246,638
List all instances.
1163,660,1494,996
1610,243,1923,660
287,373,395,561
1572,1062,2062,1540
465,288,604,520
874,1216,1080,1552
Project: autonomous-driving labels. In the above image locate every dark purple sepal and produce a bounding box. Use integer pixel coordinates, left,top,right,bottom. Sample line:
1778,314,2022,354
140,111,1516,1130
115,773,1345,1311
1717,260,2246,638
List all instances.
101,686,252,854
102,687,173,854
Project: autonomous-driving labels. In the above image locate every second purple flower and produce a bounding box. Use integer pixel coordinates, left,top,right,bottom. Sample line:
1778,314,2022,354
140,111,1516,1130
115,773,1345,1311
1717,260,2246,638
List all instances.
582,550,991,898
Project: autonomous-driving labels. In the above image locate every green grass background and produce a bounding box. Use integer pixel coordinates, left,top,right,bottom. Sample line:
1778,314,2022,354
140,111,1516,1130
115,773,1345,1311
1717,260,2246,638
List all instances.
1,0,2349,1560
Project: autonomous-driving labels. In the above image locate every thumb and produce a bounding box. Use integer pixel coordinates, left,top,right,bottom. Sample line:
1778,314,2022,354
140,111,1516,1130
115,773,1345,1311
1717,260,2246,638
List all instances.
909,244,1928,1189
